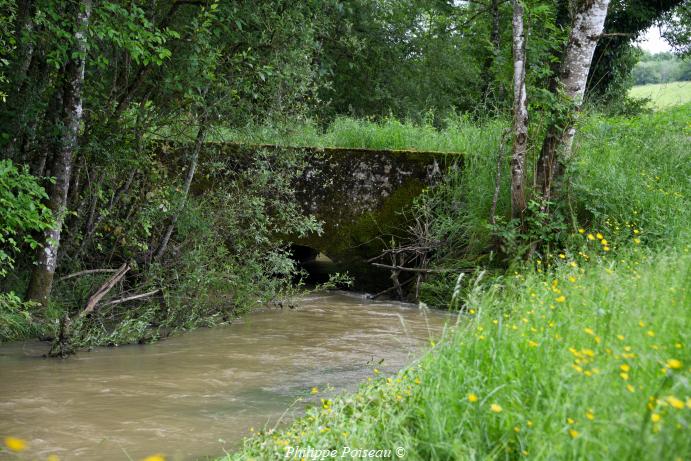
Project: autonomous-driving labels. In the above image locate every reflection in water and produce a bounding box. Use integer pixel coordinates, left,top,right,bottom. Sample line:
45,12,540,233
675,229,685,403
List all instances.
0,292,451,461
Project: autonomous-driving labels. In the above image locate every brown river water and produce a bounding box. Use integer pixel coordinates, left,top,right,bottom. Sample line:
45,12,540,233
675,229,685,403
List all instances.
0,292,452,461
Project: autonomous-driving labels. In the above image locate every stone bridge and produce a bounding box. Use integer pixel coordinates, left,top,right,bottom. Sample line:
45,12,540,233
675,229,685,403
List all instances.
191,143,460,290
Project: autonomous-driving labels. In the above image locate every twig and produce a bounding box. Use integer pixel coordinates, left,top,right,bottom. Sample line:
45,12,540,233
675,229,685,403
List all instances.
58,268,120,282
102,289,160,306
371,263,472,274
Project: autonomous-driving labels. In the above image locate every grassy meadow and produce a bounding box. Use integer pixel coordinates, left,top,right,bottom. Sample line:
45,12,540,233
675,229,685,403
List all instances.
629,82,691,109
222,105,691,460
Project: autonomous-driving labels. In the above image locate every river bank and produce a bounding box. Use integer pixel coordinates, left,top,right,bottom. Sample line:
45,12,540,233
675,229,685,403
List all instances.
224,244,690,460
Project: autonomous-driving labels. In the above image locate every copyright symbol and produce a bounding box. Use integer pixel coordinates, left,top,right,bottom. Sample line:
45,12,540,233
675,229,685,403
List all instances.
396,447,406,458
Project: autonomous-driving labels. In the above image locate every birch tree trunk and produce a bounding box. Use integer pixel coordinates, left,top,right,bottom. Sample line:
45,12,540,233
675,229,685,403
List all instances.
536,0,610,203
510,0,528,221
26,0,92,305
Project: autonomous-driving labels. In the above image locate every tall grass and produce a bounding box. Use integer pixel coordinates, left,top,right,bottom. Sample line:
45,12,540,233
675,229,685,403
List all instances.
225,243,690,460
216,115,507,153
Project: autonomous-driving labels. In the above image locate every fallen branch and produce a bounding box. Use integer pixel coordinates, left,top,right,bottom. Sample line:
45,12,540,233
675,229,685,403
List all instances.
102,289,160,306
371,263,474,274
80,262,130,318
58,268,120,282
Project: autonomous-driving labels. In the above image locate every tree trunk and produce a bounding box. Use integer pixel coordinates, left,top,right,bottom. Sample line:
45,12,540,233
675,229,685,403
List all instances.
510,0,528,221
536,0,610,203
26,0,92,305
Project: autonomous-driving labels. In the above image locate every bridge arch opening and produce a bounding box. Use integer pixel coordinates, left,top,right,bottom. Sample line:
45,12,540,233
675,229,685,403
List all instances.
289,244,339,286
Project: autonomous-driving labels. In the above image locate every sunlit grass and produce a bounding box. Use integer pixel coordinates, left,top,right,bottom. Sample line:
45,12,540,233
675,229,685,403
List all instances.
629,82,691,109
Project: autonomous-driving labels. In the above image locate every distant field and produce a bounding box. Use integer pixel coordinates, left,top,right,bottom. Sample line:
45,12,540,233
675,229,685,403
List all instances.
629,81,691,108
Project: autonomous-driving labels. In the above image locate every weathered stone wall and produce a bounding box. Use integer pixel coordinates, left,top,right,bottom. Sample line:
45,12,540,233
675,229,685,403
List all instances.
165,141,461,290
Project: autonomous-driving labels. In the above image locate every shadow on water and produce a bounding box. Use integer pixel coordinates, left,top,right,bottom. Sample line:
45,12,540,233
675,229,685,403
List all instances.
0,292,452,461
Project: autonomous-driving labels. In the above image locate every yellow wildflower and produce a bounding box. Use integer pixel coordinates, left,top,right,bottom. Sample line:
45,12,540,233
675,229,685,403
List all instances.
578,228,585,234
667,396,684,410
647,330,655,337
567,417,575,424
4,437,27,453
587,233,595,241
467,393,478,403
633,238,641,244
490,403,502,413
651,413,661,423
141,455,165,461
600,239,608,245
617,335,625,340
586,410,595,421
568,429,580,439
528,340,539,347
527,420,533,428
666,358,682,370
620,364,630,372
620,372,629,381
626,384,635,393
584,327,595,336
555,295,566,303
596,233,603,239
311,387,319,394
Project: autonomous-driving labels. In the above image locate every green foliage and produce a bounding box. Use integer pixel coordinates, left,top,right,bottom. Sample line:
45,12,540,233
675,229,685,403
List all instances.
0,159,52,276
632,52,691,85
59,147,321,347
0,159,53,343
0,292,42,343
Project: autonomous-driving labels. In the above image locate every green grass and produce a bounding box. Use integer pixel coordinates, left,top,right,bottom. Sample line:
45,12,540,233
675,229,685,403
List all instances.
222,105,691,460
629,82,691,109
225,244,690,460
214,115,506,153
